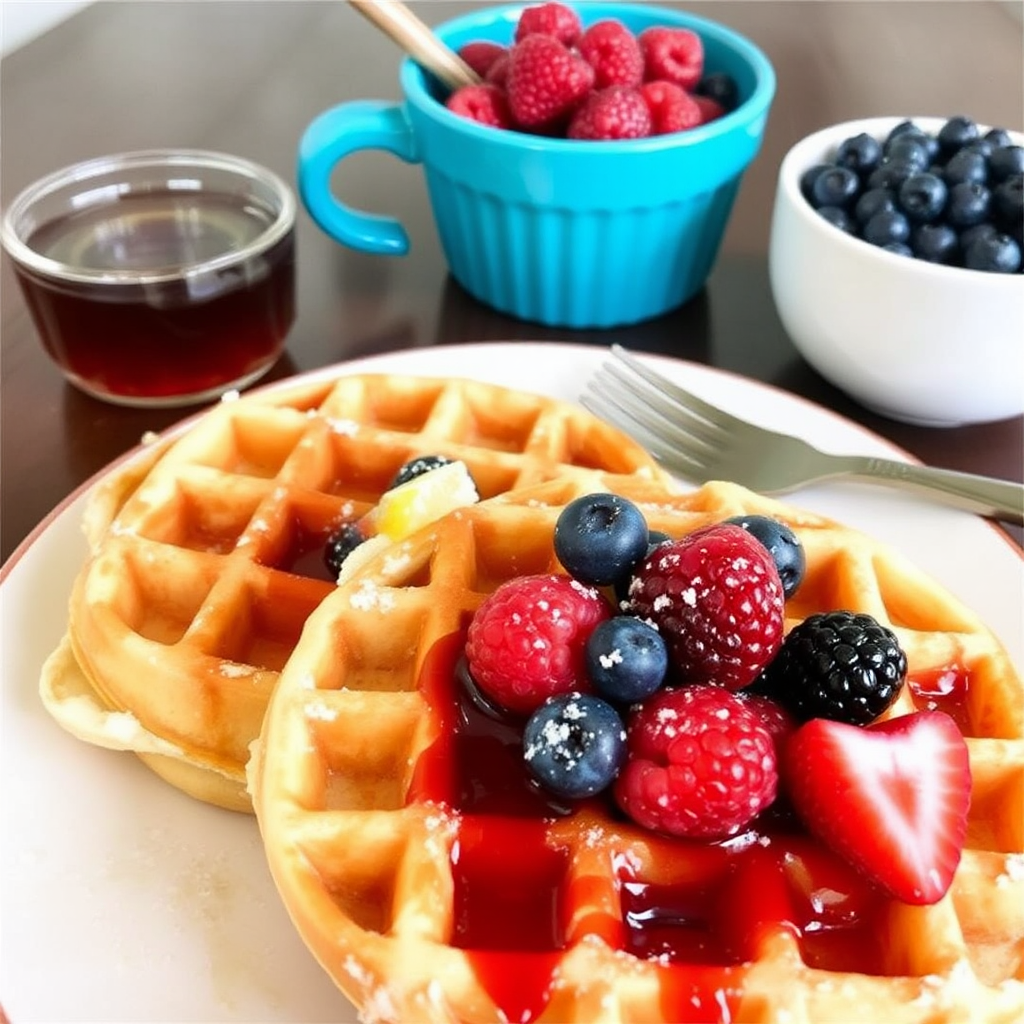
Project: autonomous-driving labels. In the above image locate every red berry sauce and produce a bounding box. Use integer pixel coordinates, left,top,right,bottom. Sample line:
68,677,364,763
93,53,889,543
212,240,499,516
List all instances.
407,633,938,1021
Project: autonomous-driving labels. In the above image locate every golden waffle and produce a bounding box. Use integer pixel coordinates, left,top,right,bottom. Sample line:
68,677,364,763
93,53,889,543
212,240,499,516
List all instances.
41,373,669,812
251,477,1024,1024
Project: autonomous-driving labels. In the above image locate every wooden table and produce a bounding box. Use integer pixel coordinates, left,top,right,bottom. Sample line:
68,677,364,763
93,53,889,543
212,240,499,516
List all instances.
2,0,1022,563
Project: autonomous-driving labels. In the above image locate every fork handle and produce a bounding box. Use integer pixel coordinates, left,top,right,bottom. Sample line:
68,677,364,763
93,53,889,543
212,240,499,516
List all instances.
845,456,1024,526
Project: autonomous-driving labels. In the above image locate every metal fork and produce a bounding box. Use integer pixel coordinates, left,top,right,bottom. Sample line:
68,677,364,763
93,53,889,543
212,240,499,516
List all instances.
583,346,1024,526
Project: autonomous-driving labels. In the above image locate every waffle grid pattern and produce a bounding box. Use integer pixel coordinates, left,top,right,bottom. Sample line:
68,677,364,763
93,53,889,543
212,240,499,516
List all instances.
253,479,1024,1024
51,374,667,810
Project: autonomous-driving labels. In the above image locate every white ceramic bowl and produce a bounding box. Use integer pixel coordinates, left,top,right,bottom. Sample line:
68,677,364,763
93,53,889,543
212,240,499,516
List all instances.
769,116,1024,427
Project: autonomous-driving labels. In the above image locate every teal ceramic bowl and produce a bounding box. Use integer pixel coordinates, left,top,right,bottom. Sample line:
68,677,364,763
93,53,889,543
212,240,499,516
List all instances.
300,2,776,328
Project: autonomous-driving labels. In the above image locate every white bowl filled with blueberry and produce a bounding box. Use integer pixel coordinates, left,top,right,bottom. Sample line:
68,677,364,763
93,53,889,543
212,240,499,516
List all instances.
769,115,1024,427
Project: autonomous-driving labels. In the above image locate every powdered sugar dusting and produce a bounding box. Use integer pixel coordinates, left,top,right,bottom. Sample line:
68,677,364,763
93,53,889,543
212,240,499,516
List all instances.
350,578,396,613
329,418,360,436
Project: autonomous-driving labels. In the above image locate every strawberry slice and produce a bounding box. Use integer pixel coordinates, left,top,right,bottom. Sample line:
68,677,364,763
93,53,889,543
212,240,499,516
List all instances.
784,711,971,905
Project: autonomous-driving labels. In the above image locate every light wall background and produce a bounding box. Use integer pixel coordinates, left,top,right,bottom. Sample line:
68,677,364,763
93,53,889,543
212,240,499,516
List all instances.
1,1,92,56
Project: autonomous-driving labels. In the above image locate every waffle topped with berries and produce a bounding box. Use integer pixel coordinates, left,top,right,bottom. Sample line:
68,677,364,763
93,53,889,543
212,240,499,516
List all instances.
39,373,668,812
252,477,1024,1023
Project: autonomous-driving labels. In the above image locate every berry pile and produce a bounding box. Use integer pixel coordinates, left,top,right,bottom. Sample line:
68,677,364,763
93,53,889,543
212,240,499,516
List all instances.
322,454,479,578
445,2,738,141
802,116,1024,273
461,491,972,907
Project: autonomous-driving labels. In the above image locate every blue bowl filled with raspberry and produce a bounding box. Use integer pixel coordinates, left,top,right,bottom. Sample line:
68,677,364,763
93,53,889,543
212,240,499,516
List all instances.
769,115,1024,427
298,2,775,329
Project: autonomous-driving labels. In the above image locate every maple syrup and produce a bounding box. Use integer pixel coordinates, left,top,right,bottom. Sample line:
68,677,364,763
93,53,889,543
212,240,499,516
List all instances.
12,190,294,405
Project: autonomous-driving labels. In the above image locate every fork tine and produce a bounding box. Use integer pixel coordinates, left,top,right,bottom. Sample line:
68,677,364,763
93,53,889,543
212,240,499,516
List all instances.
580,388,708,478
595,362,727,450
610,344,746,434
582,369,715,476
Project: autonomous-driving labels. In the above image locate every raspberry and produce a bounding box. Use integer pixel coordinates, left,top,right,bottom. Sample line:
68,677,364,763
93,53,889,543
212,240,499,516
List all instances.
465,574,611,714
568,86,652,141
445,84,514,129
693,93,726,126
639,80,702,135
506,34,595,130
757,610,907,725
514,1,582,46
457,41,507,79
576,19,644,89
639,26,704,91
614,686,778,838
627,523,785,690
738,692,796,754
485,52,511,88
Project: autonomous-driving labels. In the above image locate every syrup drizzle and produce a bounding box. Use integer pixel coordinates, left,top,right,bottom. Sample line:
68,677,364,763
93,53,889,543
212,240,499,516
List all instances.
410,636,959,1023
908,664,971,731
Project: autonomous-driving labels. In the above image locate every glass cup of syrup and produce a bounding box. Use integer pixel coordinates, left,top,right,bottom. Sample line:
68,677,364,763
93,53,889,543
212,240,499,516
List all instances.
1,149,296,407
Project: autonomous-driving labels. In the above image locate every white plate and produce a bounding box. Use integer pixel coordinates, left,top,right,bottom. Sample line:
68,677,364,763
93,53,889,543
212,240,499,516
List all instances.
2,342,1021,1023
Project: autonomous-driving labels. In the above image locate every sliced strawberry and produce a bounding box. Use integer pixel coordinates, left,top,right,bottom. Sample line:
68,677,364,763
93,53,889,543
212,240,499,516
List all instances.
784,711,971,905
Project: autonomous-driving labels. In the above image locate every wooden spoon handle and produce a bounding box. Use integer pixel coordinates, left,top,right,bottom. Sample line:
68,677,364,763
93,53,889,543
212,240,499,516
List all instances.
349,0,480,91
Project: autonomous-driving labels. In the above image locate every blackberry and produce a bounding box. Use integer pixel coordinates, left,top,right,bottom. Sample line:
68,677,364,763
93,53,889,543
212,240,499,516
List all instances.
390,454,455,489
757,610,906,725
323,522,366,578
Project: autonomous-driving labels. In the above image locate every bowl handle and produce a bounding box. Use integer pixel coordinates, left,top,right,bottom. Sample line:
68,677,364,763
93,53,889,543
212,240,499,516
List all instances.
297,100,420,255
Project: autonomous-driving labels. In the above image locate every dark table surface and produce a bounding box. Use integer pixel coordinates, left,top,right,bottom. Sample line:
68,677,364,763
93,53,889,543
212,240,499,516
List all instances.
2,0,1023,565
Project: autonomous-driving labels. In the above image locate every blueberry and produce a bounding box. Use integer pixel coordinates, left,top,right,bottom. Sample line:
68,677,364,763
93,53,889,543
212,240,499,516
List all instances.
863,209,911,247
885,136,931,171
835,132,882,176
323,522,365,578
946,181,991,228
937,116,980,156
990,145,1024,183
800,163,832,202
614,530,671,607
942,148,988,187
984,128,1014,148
854,187,896,225
816,205,857,234
695,72,739,112
867,159,917,192
585,616,668,703
964,232,1022,273
911,222,960,264
884,123,938,162
993,174,1024,228
811,166,861,208
882,242,913,258
958,222,998,251
884,120,919,145
522,693,626,799
963,138,996,160
722,514,806,599
390,454,454,489
897,172,948,222
554,493,648,587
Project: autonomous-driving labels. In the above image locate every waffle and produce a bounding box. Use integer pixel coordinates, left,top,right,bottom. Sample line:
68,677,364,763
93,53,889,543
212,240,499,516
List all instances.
251,477,1024,1024
40,373,669,812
